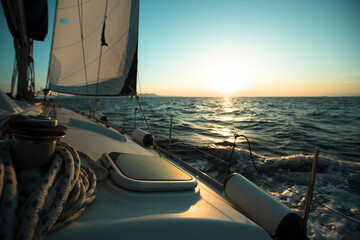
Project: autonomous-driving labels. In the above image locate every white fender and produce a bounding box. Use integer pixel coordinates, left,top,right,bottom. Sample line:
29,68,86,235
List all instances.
224,173,292,235
95,111,109,122
131,128,154,147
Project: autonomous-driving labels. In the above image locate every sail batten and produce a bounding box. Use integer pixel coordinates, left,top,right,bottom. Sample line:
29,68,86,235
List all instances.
48,0,139,96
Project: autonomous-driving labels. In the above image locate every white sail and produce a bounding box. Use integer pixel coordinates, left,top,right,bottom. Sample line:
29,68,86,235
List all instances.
48,0,139,96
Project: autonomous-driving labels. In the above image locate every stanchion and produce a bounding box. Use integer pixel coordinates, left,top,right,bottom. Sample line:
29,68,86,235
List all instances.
303,148,319,227
168,115,173,155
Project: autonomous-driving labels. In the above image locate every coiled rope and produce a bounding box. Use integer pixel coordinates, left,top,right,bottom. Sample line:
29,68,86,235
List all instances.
0,140,97,240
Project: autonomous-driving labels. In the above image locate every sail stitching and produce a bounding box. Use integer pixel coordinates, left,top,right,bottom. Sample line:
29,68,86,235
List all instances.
55,31,129,83
53,1,122,50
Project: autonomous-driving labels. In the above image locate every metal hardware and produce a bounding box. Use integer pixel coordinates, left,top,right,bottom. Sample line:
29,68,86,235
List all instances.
303,148,319,227
168,115,173,155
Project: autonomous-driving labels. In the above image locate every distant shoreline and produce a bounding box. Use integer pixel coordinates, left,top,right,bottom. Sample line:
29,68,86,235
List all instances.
45,92,360,98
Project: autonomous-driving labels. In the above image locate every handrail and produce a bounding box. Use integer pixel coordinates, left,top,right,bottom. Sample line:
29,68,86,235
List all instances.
74,109,124,134
158,147,224,191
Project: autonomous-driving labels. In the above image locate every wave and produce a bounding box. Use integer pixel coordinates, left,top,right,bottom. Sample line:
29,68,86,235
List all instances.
177,145,360,240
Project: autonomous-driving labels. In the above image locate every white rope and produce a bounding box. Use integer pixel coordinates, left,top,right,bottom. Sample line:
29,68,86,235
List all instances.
77,150,109,182
0,141,18,240
0,140,97,240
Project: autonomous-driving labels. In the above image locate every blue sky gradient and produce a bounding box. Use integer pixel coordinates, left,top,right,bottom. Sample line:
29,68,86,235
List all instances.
1,0,360,96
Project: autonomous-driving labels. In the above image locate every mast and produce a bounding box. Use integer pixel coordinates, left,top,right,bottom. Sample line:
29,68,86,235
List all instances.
6,0,31,99
13,37,36,100
1,0,48,100
45,0,59,99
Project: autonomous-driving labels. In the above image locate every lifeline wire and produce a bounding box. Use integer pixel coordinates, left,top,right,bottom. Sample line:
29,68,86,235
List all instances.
151,124,360,226
135,95,162,157
234,134,258,171
97,95,129,110
229,136,360,225
0,140,97,240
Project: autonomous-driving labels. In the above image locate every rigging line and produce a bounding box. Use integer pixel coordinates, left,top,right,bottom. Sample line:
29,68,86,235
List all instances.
318,203,360,225
197,140,360,224
11,57,17,96
137,72,143,101
135,95,162,158
318,149,359,164
53,26,127,83
231,136,359,223
191,146,230,165
94,0,109,116
257,174,360,225
249,135,357,163
122,107,360,224
178,134,360,225
143,121,251,167
56,96,126,114
98,96,129,110
77,0,91,115
235,134,258,171
138,111,356,166
150,131,231,165
45,0,57,91
128,117,360,225
247,135,283,147
240,145,360,225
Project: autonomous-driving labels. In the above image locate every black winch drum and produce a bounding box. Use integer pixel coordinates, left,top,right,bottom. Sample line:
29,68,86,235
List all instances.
6,115,66,170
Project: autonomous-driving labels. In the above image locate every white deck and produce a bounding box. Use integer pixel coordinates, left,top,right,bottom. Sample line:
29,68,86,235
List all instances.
0,92,271,239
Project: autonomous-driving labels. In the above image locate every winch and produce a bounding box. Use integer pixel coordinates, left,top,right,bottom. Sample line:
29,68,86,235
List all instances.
4,114,66,171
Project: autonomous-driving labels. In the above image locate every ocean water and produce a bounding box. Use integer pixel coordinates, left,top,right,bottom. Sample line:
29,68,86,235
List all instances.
56,96,360,240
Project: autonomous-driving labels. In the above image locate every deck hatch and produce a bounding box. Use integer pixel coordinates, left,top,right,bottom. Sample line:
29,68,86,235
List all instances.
103,152,198,192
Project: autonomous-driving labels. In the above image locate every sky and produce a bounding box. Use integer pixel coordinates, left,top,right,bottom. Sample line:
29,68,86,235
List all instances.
1,0,360,97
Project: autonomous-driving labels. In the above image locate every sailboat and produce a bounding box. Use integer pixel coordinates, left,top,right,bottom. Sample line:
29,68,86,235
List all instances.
0,0,309,239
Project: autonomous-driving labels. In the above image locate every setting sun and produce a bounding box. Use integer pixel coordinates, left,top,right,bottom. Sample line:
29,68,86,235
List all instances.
199,49,257,96
216,77,243,95
207,64,254,96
